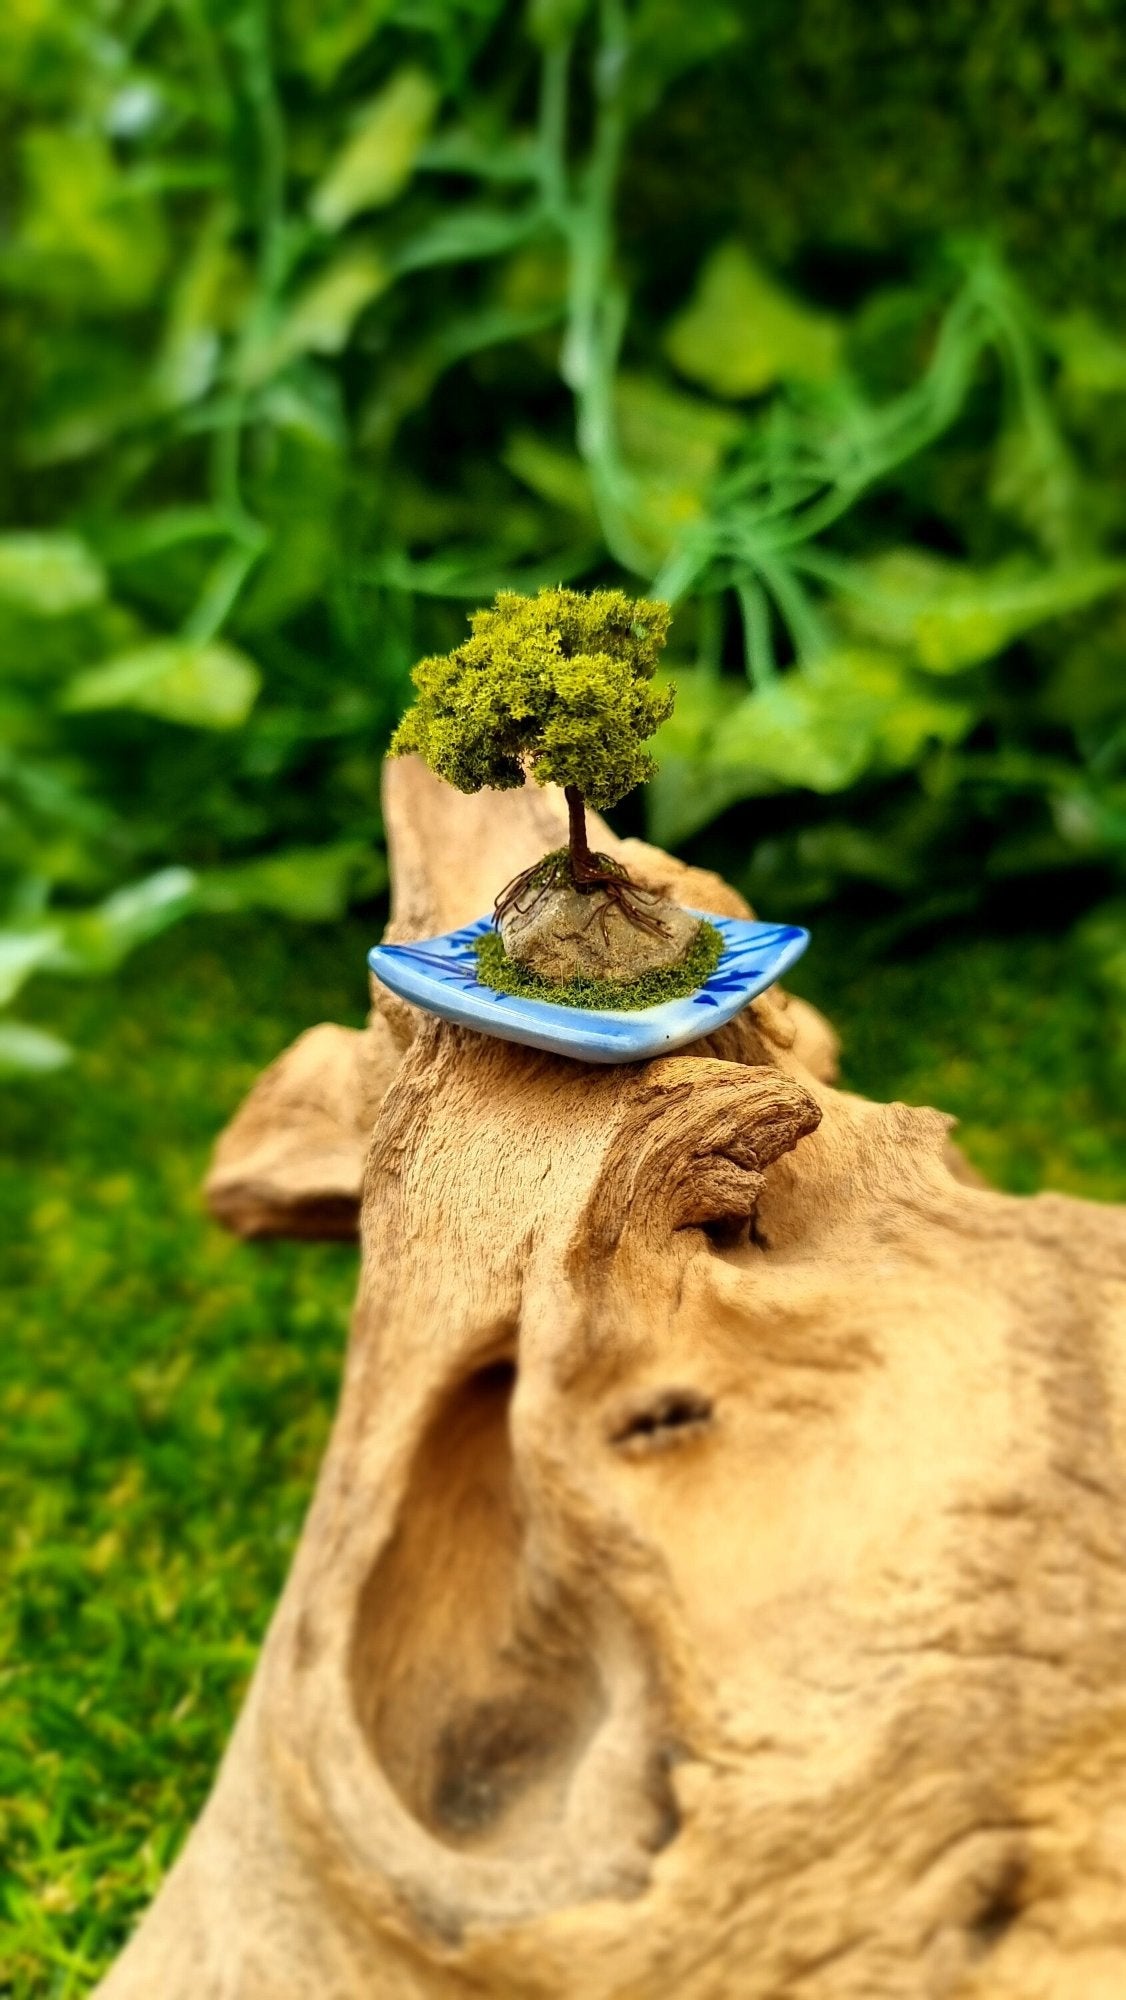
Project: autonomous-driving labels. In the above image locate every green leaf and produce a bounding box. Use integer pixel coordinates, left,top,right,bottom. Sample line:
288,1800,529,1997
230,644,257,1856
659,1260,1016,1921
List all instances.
1051,311,1126,396
0,874,197,998
508,381,739,566
722,680,870,794
627,0,741,116
1040,628,1126,728
239,251,388,387
9,128,167,309
615,373,743,558
0,1020,71,1074
392,206,541,274
504,435,597,521
280,251,389,355
0,929,63,1007
721,650,973,790
377,544,601,599
650,662,740,758
281,0,394,87
55,869,197,974
62,641,261,729
528,0,591,46
152,205,242,411
648,652,974,841
784,822,918,893
0,535,105,616
310,69,438,230
1051,777,1126,861
665,242,842,399
838,551,1126,673
237,423,345,631
645,665,755,845
646,755,752,848
987,422,1084,559
419,129,543,184
197,843,386,922
617,373,741,477
19,337,145,467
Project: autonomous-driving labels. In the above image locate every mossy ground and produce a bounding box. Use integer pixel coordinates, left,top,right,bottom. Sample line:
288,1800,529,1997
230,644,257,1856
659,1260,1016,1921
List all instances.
477,914,724,1010
2,909,1123,1994
0,917,369,2000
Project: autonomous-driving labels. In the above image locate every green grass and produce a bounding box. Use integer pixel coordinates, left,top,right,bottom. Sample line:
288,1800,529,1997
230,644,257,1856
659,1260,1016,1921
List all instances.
0,916,372,2000
1,911,1123,1995
787,915,1126,1202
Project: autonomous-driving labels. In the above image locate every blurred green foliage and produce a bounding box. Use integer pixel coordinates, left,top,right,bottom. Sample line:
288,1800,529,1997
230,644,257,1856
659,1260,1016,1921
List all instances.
2,0,1126,1069
0,920,363,1997
638,0,1126,315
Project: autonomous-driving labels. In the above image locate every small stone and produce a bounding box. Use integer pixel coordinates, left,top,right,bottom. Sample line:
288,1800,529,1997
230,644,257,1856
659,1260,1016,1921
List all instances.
499,879,701,985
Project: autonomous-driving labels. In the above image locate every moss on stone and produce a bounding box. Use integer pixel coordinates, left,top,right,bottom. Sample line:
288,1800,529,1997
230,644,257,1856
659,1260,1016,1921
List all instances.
503,846,634,897
508,846,572,894
476,916,724,1011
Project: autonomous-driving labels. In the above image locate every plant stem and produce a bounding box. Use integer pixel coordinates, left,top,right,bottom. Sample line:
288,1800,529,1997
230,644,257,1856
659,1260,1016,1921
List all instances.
554,0,651,576
736,577,776,687
194,0,284,640
538,37,571,220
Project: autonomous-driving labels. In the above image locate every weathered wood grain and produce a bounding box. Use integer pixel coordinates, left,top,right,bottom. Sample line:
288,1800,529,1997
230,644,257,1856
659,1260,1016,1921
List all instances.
101,759,1126,2000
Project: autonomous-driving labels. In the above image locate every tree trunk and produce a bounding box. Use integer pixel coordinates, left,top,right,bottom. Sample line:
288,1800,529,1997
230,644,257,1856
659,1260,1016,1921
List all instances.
564,782,596,880
98,759,1126,2000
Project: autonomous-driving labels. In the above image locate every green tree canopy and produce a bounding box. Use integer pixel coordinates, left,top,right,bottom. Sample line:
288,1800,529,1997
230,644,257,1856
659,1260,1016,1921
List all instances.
391,587,673,811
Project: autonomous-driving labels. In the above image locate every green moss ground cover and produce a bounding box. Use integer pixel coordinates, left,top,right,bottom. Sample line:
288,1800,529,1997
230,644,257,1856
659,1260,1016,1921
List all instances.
2,912,1123,1995
788,916,1125,1201
476,916,724,1010
0,917,370,1999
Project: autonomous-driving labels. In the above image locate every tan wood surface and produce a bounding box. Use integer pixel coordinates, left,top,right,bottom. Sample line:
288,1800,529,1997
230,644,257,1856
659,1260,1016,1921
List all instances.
99,759,1126,2000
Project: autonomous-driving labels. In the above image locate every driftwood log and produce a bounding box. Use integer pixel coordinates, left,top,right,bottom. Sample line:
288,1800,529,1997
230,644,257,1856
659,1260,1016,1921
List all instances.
98,761,1126,2000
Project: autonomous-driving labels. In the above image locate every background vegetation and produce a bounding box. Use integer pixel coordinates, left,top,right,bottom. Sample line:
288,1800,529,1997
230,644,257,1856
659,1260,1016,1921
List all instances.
2,0,1126,1067
3,0,1126,1990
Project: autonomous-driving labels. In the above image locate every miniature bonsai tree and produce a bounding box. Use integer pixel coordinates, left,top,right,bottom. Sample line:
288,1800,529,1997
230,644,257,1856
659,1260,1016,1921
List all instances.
390,585,725,1006
391,586,674,936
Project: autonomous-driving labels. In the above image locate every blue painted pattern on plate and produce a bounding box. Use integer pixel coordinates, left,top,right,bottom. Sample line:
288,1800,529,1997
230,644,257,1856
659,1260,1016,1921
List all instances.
368,912,809,1064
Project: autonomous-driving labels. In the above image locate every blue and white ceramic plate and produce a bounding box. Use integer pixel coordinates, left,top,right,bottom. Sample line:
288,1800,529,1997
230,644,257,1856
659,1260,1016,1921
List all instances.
368,912,810,1064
